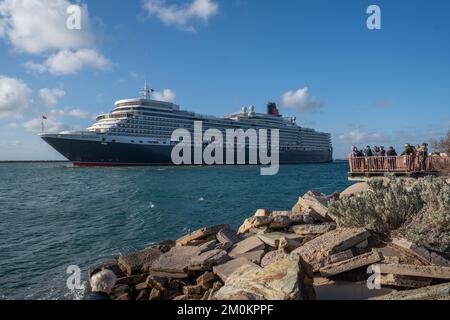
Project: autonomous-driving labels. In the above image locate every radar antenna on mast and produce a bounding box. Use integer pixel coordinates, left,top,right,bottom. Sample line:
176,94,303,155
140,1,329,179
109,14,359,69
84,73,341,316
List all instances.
141,80,152,100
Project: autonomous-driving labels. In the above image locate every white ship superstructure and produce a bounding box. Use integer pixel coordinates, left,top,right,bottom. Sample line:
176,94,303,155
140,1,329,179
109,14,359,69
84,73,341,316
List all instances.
41,82,332,166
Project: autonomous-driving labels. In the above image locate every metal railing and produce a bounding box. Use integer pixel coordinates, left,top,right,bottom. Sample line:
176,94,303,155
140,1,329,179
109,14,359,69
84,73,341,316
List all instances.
348,155,449,173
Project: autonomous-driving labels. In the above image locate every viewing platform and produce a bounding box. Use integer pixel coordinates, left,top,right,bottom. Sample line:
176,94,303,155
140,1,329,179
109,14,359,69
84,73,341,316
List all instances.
348,155,449,180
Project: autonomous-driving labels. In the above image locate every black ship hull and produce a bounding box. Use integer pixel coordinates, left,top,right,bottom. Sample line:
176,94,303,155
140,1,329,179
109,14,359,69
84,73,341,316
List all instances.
42,136,333,166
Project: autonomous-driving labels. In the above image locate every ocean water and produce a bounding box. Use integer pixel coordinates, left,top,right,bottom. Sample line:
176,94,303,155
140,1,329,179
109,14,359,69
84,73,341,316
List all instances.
0,161,351,300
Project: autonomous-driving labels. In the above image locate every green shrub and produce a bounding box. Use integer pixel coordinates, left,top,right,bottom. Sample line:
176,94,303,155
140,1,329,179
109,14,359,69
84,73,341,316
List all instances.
328,176,450,254
400,177,450,254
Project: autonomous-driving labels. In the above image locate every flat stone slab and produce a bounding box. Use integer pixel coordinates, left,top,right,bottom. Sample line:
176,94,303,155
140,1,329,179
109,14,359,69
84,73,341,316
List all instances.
176,224,229,246
269,216,291,229
380,274,432,288
391,238,450,267
292,223,336,235
370,282,450,300
320,250,382,277
228,236,265,258
118,247,162,276
213,258,260,282
149,246,200,277
234,250,265,265
328,250,353,264
189,250,230,271
257,232,303,248
216,228,241,244
377,263,450,280
292,227,371,271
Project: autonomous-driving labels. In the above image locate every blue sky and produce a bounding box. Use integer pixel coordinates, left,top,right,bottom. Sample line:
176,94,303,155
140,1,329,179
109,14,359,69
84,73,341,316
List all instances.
0,0,449,160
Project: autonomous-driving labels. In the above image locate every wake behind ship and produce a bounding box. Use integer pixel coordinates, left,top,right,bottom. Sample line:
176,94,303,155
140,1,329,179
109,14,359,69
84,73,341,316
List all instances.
41,82,333,166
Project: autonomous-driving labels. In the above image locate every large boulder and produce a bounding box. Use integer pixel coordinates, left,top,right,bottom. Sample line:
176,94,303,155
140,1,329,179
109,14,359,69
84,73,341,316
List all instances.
213,258,260,282
149,246,200,278
149,246,230,277
339,182,370,198
118,247,162,276
260,250,288,268
291,191,333,222
254,209,270,217
269,216,291,229
292,227,371,271
214,253,316,300
238,216,273,234
216,228,241,244
228,236,266,258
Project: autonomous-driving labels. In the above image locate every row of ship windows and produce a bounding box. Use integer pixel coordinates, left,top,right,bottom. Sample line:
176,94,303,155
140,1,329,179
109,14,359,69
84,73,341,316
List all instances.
109,138,329,151
109,117,324,135
108,128,329,144
106,132,328,149
113,124,301,137
125,120,304,136
124,118,310,133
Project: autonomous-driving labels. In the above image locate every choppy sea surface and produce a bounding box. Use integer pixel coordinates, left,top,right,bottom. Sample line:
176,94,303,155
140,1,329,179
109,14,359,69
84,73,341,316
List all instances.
0,161,351,300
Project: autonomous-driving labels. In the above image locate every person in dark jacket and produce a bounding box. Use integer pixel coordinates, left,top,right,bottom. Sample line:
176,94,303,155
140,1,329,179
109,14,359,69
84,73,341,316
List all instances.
386,147,397,156
401,144,414,156
401,144,415,171
364,146,373,157
380,146,386,157
386,147,397,170
84,269,117,300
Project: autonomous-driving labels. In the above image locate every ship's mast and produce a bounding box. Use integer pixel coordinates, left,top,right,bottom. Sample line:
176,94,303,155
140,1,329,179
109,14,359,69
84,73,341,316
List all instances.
141,80,151,100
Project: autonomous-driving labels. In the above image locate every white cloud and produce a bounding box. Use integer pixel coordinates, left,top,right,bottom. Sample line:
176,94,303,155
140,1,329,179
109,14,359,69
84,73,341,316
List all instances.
152,89,176,103
23,61,47,73
26,49,113,75
143,0,219,31
0,75,32,119
48,107,95,120
49,109,66,117
0,0,93,54
23,117,65,133
281,87,320,112
38,88,66,106
337,128,384,144
67,108,95,119
0,0,112,75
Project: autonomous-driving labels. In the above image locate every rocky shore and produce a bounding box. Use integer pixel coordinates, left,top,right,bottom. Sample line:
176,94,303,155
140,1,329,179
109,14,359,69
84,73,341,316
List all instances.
88,177,450,301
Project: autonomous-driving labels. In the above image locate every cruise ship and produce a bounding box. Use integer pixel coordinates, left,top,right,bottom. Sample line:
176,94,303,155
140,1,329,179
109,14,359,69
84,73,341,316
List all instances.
41,82,333,166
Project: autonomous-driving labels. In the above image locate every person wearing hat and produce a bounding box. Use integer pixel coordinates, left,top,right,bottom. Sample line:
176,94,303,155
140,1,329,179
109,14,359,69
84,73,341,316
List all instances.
401,144,414,156
419,143,429,171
